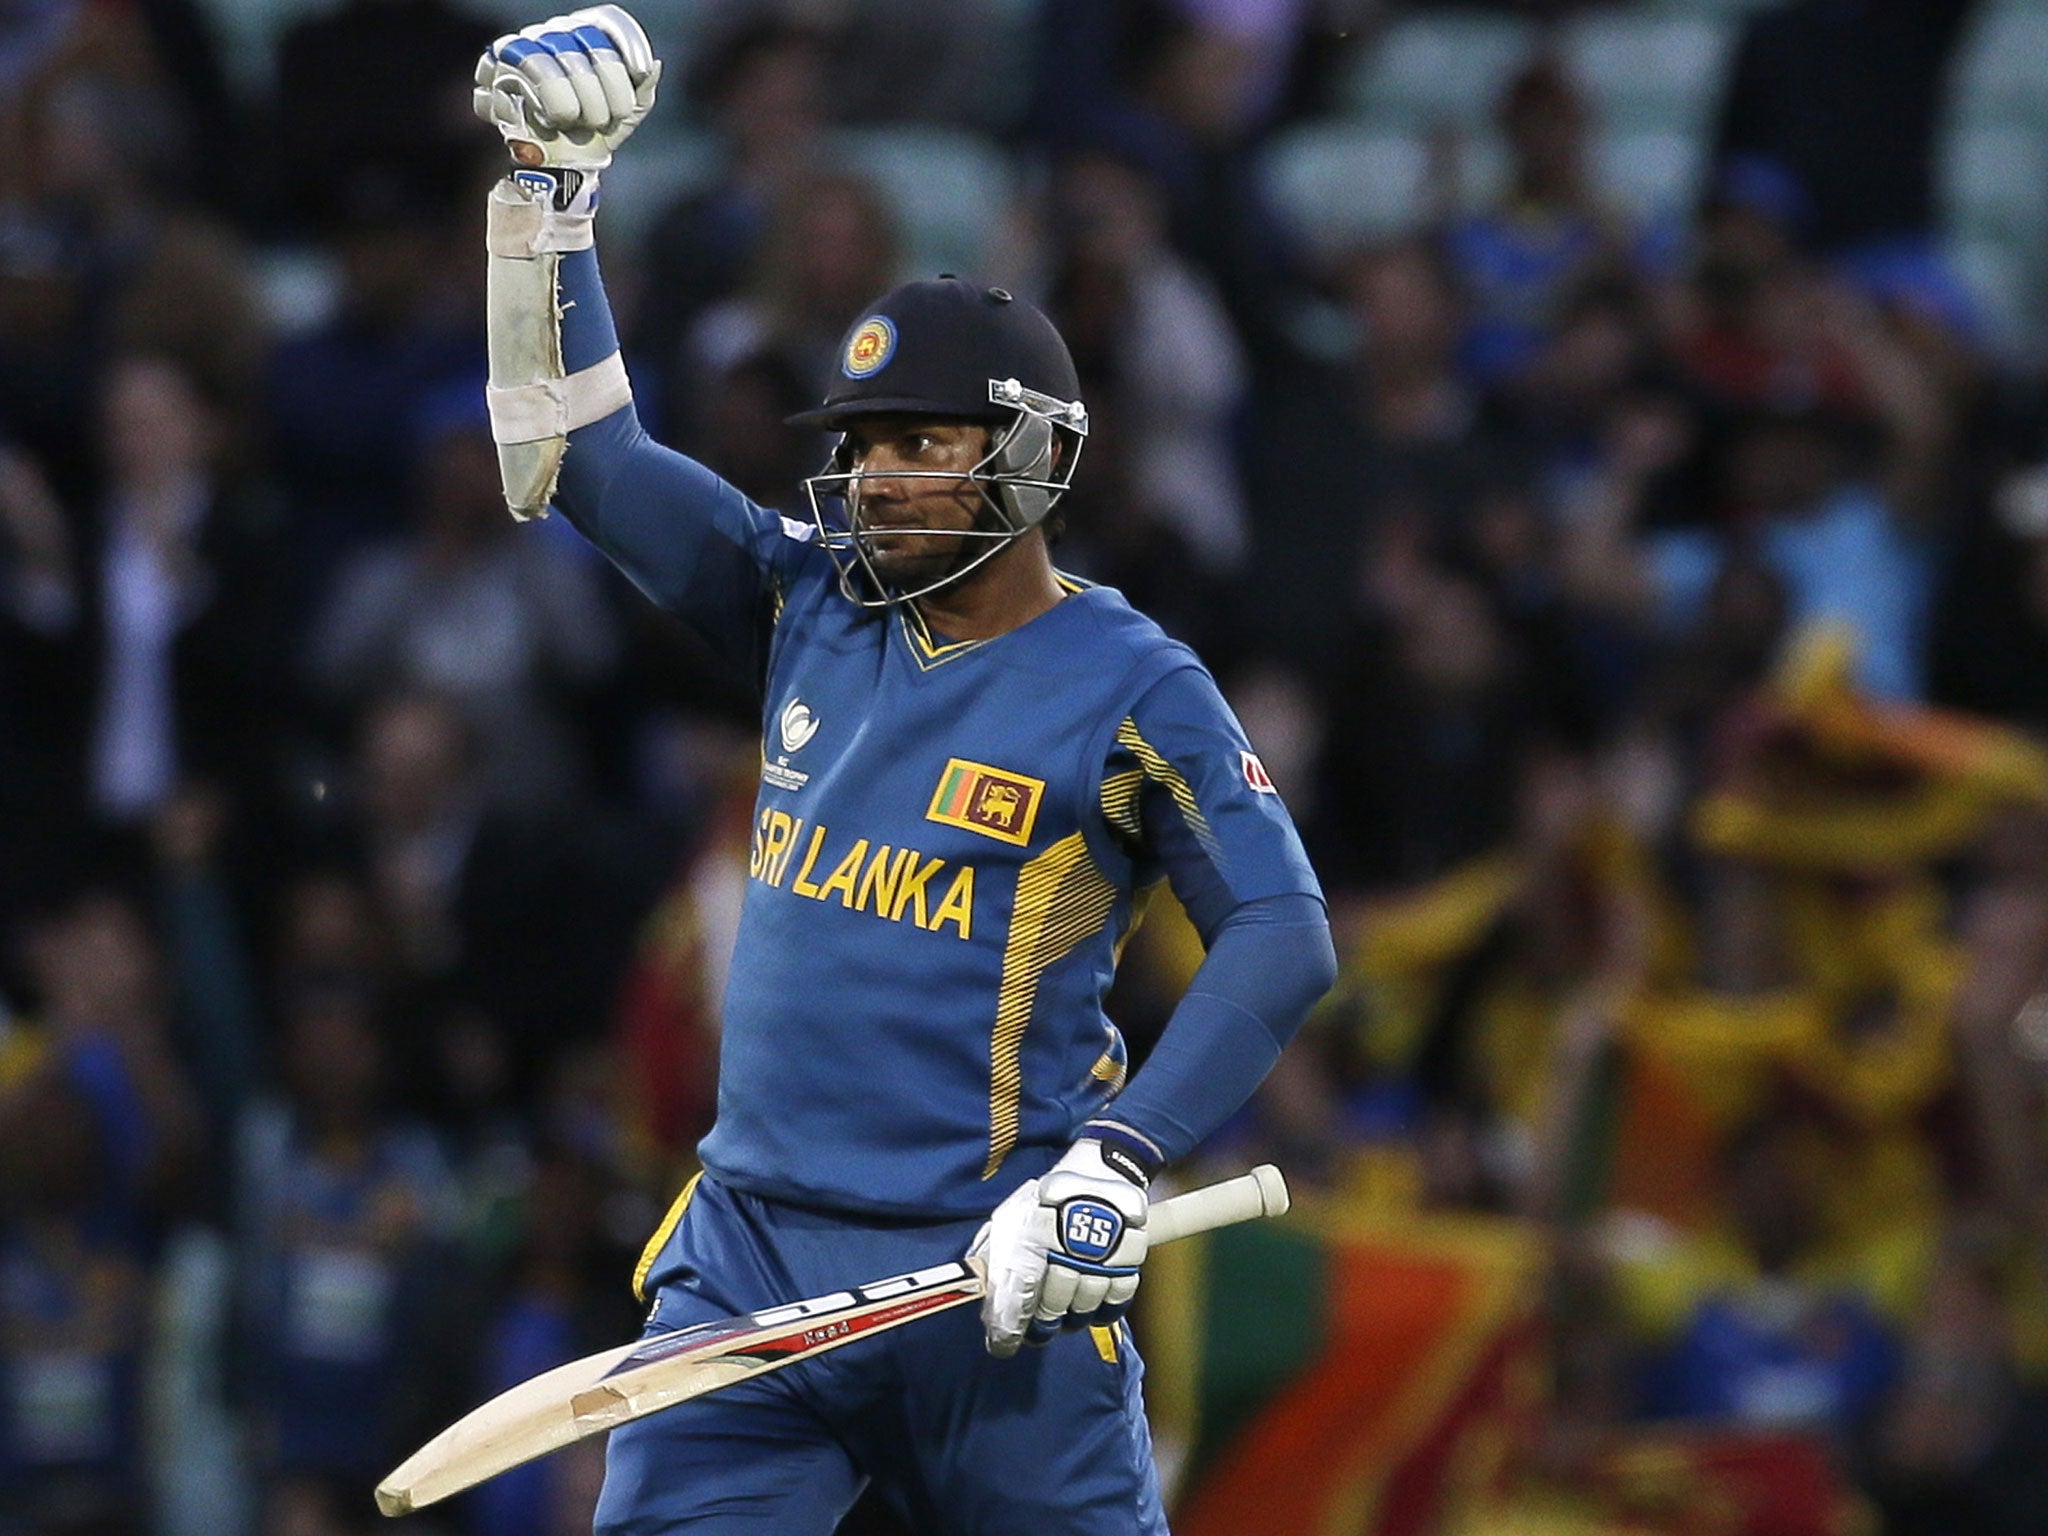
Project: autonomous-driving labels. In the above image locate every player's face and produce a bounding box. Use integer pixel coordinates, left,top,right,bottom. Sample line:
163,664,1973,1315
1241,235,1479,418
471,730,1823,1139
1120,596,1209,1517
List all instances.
843,418,992,588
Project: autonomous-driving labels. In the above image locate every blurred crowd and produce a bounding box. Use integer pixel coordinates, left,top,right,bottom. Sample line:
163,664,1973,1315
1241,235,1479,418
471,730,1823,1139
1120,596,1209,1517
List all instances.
6,0,2048,1532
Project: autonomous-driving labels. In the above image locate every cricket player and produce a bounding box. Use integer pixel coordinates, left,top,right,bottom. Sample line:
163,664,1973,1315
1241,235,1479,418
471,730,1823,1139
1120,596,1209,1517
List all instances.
472,10,1336,1531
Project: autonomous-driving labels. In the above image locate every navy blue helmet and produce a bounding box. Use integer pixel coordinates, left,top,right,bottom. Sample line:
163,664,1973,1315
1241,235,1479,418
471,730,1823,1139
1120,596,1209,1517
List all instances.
791,278,1089,607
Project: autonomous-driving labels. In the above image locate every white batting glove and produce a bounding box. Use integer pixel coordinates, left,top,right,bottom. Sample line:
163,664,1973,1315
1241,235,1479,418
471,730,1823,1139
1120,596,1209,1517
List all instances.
473,4,661,181
971,1138,1151,1359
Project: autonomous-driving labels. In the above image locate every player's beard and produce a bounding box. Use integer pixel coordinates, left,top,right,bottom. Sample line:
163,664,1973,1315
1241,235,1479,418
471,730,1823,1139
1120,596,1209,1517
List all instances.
864,529,973,593
854,491,990,596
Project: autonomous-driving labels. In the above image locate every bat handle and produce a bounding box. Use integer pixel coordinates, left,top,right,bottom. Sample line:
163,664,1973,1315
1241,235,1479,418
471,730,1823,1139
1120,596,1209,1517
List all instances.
1145,1163,1289,1247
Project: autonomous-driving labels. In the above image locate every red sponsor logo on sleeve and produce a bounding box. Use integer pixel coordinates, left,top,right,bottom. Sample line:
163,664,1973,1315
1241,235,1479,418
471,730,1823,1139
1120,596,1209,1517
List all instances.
1240,751,1277,794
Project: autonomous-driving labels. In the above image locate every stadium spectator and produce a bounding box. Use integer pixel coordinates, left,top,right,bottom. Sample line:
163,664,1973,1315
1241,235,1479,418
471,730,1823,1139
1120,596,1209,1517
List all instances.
1563,396,1933,701
0,443,82,924
338,690,660,1088
1245,234,1513,671
16,881,205,1233
0,0,260,501
1312,546,1536,888
1445,58,1637,388
229,974,464,1492
632,14,833,427
1050,150,1251,573
667,168,901,461
1630,1100,1904,1434
308,406,622,816
263,166,485,601
464,1141,638,1536
0,1066,152,1536
0,355,287,904
1027,0,1299,320
78,356,285,835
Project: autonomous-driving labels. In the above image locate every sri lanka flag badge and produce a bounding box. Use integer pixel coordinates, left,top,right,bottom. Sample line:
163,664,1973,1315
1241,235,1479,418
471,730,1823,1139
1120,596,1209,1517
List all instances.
927,758,1044,846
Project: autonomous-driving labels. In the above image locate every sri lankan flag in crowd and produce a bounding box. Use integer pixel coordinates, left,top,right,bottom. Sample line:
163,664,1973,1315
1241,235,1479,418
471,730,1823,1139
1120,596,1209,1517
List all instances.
1152,1200,1871,1536
1151,1203,1545,1535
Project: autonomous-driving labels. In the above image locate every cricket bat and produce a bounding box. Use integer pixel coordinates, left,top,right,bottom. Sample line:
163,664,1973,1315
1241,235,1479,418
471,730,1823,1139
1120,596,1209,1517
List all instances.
376,1163,1288,1515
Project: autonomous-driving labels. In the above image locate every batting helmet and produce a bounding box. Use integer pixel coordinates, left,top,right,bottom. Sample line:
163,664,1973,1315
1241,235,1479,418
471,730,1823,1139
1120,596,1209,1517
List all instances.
792,277,1089,608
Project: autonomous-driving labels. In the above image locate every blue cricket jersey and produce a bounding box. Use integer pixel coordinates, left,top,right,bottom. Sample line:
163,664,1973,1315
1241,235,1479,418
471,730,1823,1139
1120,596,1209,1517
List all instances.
549,254,1327,1221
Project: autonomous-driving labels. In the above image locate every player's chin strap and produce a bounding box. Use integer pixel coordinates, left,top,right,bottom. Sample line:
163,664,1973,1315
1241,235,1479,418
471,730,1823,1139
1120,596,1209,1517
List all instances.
484,166,634,519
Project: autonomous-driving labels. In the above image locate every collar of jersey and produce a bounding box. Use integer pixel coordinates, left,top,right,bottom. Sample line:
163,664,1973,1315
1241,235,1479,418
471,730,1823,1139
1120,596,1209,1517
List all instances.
898,573,1093,670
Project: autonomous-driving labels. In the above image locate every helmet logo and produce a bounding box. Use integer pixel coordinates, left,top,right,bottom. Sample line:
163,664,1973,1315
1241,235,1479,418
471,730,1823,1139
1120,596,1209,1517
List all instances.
842,316,897,379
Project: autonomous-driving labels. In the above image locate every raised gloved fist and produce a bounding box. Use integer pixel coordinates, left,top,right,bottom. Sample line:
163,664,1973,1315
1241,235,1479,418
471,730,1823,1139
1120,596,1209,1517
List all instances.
970,1138,1151,1359
473,4,660,173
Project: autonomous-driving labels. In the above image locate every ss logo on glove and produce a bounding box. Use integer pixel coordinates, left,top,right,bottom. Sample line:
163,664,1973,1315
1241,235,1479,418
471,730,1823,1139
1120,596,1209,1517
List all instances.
1059,1201,1124,1261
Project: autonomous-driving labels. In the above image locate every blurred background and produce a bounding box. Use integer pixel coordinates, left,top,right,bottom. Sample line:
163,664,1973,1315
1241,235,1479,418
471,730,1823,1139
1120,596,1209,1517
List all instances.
10,0,2048,1531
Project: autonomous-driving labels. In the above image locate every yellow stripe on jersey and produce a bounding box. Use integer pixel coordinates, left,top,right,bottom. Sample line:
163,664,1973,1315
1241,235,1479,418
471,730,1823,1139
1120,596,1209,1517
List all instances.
632,1170,703,1302
899,605,989,669
901,576,1090,667
904,577,1087,667
1090,1324,1119,1363
1114,718,1218,857
1100,768,1144,844
984,832,1119,1179
1089,1049,1127,1092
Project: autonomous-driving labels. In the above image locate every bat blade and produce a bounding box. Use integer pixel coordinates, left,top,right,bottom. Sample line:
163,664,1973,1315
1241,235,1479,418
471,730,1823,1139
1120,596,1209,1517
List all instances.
376,1261,979,1515
376,1164,1288,1516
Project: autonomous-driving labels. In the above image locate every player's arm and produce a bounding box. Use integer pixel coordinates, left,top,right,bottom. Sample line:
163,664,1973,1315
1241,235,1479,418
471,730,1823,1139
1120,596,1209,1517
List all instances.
475,7,799,677
976,663,1335,1356
1077,667,1336,1165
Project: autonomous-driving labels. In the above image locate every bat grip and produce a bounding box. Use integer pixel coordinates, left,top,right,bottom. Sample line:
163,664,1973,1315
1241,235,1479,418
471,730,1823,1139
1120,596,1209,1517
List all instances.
1144,1163,1289,1247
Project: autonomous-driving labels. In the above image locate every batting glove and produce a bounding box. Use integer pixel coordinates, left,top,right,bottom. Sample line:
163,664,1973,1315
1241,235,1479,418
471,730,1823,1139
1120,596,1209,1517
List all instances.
971,1137,1151,1359
474,4,661,188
